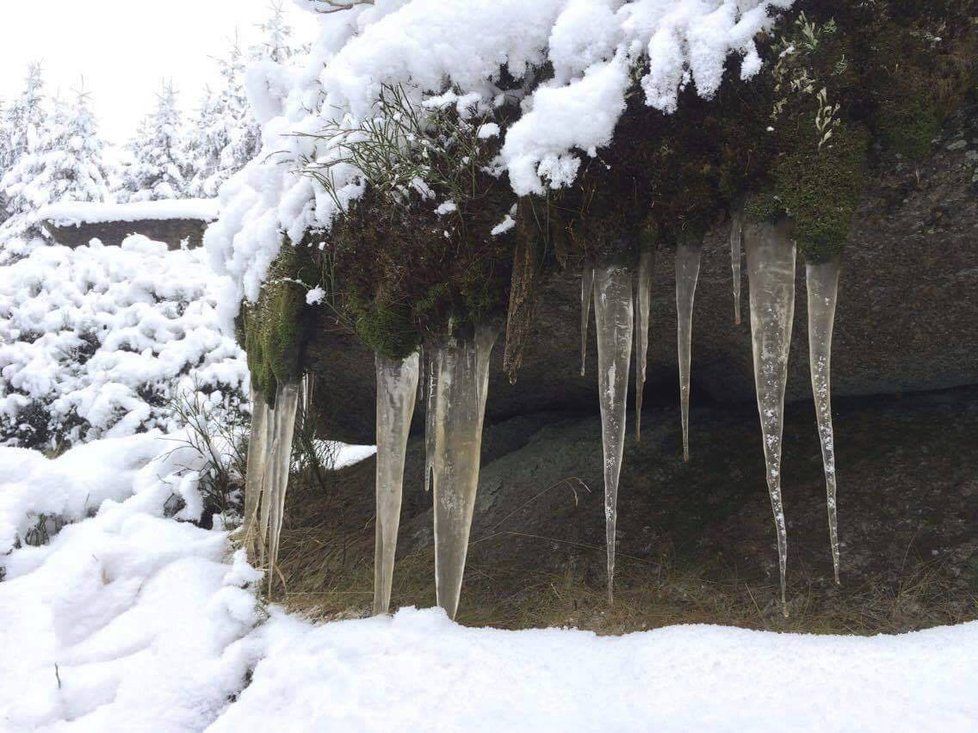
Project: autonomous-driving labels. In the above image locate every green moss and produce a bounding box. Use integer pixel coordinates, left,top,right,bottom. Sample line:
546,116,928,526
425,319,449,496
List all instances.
352,297,420,361
240,242,319,402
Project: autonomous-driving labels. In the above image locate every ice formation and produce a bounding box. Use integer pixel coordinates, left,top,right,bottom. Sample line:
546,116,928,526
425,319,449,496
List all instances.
257,381,301,594
243,388,270,558
427,326,497,619
806,258,842,584
374,352,420,615
745,221,797,616
675,242,702,463
592,264,634,602
730,211,744,326
581,266,594,376
634,250,654,441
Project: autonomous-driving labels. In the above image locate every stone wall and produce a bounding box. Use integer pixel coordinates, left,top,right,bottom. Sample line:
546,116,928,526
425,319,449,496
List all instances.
44,218,209,250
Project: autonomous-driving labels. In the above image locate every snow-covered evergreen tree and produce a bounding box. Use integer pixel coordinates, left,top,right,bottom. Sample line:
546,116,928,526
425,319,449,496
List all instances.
1,64,48,226
254,2,296,65
118,82,189,202
187,41,261,198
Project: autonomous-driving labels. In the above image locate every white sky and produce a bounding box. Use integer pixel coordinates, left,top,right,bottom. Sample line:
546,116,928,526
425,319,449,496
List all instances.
0,0,315,145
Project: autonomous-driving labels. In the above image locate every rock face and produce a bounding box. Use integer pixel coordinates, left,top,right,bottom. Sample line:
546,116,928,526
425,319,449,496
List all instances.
45,219,209,250
309,113,978,445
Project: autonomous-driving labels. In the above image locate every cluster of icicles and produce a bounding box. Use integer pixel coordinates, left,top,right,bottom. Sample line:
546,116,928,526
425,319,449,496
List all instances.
243,219,841,619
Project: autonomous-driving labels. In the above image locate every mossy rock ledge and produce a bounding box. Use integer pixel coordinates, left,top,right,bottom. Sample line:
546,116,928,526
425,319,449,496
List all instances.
308,102,978,443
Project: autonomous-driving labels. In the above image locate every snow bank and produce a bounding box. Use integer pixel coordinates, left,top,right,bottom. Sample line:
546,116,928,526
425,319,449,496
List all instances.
0,235,247,448
2,435,977,732
207,0,795,317
39,198,220,227
0,435,263,731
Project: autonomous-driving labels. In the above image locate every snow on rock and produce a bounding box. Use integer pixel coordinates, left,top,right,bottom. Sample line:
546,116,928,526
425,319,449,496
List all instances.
207,0,795,320
0,235,247,448
39,199,220,227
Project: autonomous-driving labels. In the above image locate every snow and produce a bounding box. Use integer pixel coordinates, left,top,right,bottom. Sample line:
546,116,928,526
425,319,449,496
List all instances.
2,435,977,732
207,0,796,321
39,198,220,226
0,234,247,447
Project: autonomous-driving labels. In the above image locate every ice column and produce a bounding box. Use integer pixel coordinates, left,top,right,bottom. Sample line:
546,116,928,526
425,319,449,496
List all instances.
730,211,744,326
745,220,796,616
675,241,702,463
593,264,634,602
242,387,270,561
581,267,595,376
634,250,654,441
260,381,301,595
373,352,420,615
807,258,842,584
428,326,497,619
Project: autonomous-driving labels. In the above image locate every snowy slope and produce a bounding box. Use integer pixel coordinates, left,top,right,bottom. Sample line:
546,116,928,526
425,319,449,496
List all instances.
2,436,977,732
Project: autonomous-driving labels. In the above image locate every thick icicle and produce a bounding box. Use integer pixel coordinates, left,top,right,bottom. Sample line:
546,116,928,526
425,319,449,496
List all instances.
634,250,654,442
260,381,301,595
428,326,496,619
242,388,270,561
675,241,702,463
592,264,633,603
745,221,796,617
807,257,842,585
730,211,744,326
580,267,594,376
373,351,420,615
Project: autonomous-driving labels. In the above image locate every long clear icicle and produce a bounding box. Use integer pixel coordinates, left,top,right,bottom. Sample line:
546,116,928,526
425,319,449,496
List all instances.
730,211,744,326
634,250,654,442
745,221,796,617
675,242,702,463
373,352,420,615
580,267,594,376
423,348,437,493
261,381,300,596
429,326,496,619
807,258,842,585
242,387,270,561
593,264,633,603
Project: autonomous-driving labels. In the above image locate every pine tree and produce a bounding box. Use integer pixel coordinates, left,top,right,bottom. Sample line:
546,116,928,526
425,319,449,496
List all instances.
254,1,296,65
1,64,48,226
119,82,189,202
188,40,261,198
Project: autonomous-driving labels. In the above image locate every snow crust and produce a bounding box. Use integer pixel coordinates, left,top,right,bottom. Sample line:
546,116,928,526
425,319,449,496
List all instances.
40,199,220,226
2,435,977,732
0,235,247,447
207,0,795,319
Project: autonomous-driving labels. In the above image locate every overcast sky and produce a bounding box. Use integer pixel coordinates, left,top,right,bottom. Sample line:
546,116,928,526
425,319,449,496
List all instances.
0,0,315,145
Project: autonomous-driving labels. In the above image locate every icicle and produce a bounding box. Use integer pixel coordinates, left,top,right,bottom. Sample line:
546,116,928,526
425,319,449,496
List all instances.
429,326,497,619
807,257,842,585
261,381,301,596
730,211,744,326
745,221,796,617
634,250,654,442
423,349,437,493
373,351,420,615
580,267,594,376
592,264,633,603
675,241,702,463
242,387,270,561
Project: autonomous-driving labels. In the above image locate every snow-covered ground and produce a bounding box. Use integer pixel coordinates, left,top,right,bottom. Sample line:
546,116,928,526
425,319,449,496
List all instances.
39,199,220,226
2,435,976,733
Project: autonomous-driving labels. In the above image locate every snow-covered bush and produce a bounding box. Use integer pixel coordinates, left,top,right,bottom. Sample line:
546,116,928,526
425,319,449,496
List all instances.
0,235,248,449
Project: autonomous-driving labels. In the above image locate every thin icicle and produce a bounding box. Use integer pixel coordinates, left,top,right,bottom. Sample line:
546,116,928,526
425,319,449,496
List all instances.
634,250,654,442
261,381,301,596
373,351,420,615
730,211,744,326
745,221,796,617
807,257,842,585
429,326,497,620
593,264,633,603
580,266,594,376
423,349,437,493
242,387,270,562
675,241,702,463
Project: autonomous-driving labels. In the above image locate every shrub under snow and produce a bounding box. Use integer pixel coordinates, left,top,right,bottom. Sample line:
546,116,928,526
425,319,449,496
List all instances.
0,235,248,449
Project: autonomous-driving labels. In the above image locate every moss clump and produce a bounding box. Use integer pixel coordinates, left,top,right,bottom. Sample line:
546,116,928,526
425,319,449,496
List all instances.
350,296,420,361
240,242,319,402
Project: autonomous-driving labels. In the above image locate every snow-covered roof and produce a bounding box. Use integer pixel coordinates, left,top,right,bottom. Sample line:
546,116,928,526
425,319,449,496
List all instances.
40,198,220,227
